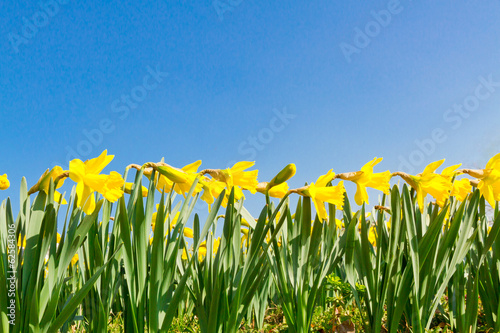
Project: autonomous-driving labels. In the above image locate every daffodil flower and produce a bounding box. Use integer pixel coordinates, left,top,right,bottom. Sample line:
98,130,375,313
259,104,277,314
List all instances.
124,182,148,197
223,161,259,195
368,226,377,247
203,161,259,201
69,150,125,214
156,160,203,196
183,227,194,238
292,170,346,220
257,181,289,199
462,153,500,207
438,164,472,205
199,178,227,207
241,228,250,249
337,157,391,205
0,174,9,190
151,205,180,233
393,160,453,213
182,237,221,261
30,166,68,204
71,254,79,267
268,182,289,198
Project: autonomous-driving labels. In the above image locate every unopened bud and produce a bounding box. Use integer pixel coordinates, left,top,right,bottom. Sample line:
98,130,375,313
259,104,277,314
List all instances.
266,164,296,190
157,166,189,183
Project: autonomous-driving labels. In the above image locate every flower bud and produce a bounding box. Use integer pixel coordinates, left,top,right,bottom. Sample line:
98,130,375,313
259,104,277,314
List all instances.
266,164,296,190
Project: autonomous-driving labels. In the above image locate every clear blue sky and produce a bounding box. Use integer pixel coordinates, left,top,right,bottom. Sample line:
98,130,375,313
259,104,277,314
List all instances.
1,0,500,218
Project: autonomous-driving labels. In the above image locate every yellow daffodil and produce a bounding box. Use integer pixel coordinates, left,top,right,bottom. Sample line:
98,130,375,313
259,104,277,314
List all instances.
268,182,289,198
462,153,500,207
368,226,377,247
394,160,453,213
225,161,259,194
438,164,472,205
183,227,194,238
293,170,346,220
451,178,473,202
30,166,68,204
151,205,180,233
71,253,79,267
199,178,227,206
309,182,345,220
257,181,289,199
156,160,203,196
337,157,391,205
241,228,250,249
183,237,221,261
205,161,259,200
0,174,10,190
69,150,124,214
181,248,189,260
124,182,148,197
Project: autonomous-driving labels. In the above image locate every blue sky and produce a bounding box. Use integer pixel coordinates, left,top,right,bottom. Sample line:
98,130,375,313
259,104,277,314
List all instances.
1,0,500,218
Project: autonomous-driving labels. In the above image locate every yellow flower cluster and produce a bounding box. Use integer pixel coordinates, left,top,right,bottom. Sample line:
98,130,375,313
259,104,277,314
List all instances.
9,151,500,219
22,150,125,215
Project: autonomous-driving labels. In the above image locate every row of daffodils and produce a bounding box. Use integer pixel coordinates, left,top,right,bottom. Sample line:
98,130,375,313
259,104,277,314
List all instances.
1,151,500,333
2,150,500,215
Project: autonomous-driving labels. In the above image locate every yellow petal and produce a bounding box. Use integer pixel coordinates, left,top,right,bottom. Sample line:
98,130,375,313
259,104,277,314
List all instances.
54,191,68,205
101,172,125,202
182,160,202,173
316,169,336,187
451,178,472,202
268,182,289,199
69,159,86,183
85,150,114,175
441,164,461,179
156,175,174,193
422,159,445,175
486,153,500,171
360,157,383,173
354,183,369,206
230,161,255,173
